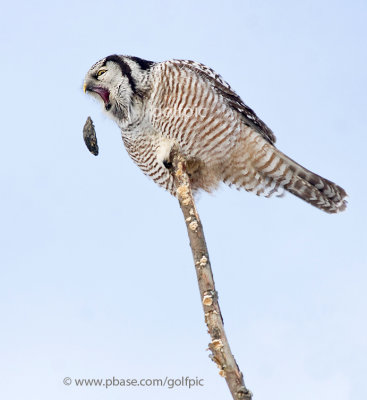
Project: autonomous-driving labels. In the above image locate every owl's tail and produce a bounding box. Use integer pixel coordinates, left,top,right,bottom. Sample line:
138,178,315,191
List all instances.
262,147,347,213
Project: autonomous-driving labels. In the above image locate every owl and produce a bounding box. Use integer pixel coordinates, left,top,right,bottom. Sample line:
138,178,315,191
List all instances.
83,55,347,213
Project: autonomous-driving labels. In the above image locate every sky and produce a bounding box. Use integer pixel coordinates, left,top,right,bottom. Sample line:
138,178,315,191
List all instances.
0,1,366,399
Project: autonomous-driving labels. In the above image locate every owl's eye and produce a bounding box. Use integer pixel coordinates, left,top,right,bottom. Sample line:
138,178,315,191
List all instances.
96,69,107,77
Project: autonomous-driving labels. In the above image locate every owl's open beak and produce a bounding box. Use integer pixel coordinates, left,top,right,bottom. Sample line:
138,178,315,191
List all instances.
84,84,110,107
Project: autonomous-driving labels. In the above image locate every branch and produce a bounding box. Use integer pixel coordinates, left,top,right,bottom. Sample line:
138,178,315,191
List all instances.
169,147,252,400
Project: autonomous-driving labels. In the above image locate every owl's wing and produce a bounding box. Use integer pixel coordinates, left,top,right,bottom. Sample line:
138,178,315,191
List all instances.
171,60,276,144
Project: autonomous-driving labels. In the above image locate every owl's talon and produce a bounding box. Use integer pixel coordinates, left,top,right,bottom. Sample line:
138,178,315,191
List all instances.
163,160,173,169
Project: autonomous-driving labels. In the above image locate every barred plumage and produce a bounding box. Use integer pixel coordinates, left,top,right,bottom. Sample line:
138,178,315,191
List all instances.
84,55,347,213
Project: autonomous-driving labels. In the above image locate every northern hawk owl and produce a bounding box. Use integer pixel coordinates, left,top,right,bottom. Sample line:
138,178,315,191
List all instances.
83,55,347,213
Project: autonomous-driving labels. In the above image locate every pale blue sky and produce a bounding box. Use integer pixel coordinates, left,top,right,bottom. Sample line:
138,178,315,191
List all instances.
1,1,366,399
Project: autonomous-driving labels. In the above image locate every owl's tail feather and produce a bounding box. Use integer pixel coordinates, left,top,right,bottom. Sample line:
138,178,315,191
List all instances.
265,148,347,213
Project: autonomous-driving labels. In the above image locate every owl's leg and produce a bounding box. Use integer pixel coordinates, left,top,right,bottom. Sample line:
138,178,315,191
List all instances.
165,145,220,194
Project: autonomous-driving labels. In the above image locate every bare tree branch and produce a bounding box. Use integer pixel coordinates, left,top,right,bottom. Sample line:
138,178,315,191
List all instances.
169,147,252,400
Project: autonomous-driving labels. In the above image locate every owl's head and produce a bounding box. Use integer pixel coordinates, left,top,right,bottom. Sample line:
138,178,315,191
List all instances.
83,55,154,125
